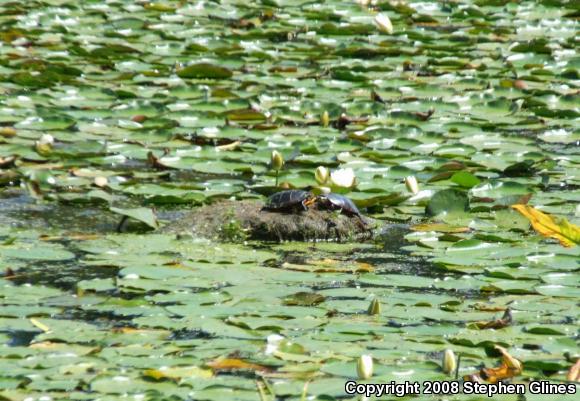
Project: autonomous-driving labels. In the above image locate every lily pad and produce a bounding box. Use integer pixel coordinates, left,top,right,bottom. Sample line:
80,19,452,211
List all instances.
177,63,233,79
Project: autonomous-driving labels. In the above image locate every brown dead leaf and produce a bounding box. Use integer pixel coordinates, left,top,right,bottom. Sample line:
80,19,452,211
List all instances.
465,346,522,384
471,308,513,330
567,359,580,382
131,115,147,123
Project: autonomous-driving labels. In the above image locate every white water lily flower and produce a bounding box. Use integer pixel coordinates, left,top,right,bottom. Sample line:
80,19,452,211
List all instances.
357,354,374,379
374,13,393,34
330,168,356,189
265,334,285,355
94,176,108,188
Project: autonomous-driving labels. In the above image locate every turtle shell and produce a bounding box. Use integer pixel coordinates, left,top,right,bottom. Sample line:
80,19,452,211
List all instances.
318,193,361,217
264,190,313,211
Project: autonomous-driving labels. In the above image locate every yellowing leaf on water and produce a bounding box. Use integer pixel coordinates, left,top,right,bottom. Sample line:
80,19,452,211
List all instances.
111,327,171,337
143,366,213,381
310,258,373,272
40,233,99,241
411,223,470,233
206,358,270,372
29,318,50,333
0,127,16,137
29,341,60,349
29,342,100,355
512,205,580,247
216,140,241,151
283,258,373,273
473,303,507,312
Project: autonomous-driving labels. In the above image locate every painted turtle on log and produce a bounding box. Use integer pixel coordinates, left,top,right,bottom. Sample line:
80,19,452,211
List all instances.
262,190,315,213
316,193,362,217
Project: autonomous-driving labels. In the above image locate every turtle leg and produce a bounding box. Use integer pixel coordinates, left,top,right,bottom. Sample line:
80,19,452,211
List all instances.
302,197,316,211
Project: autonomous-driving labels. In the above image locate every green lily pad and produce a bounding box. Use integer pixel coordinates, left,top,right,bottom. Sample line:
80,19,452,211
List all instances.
426,189,470,217
110,207,159,229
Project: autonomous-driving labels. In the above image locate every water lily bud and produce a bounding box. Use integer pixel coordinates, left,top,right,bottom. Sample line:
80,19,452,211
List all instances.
330,168,356,189
442,349,457,374
321,110,330,127
39,134,54,146
271,150,284,171
315,166,330,185
367,298,381,315
94,176,108,188
357,355,373,379
404,176,419,194
35,134,54,156
374,13,393,34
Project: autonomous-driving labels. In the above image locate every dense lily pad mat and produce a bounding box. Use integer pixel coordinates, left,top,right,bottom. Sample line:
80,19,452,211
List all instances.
0,0,579,400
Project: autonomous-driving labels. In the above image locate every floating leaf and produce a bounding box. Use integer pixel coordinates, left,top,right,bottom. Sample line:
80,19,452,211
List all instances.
225,109,267,122
143,366,212,381
411,223,470,233
451,171,481,188
110,207,159,229
426,189,470,217
282,292,325,306
177,63,233,79
206,358,270,372
512,205,580,247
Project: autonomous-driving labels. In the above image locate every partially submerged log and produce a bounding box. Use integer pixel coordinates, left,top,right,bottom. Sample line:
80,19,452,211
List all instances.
160,200,375,242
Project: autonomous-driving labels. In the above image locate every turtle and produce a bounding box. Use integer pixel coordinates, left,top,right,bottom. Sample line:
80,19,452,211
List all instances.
316,193,362,217
262,190,315,213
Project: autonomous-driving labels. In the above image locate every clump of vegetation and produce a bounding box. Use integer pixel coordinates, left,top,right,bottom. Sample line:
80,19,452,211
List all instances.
161,200,374,242
218,210,248,242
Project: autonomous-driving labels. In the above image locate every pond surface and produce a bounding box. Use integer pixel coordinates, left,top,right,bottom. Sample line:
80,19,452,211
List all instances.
0,1,578,400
